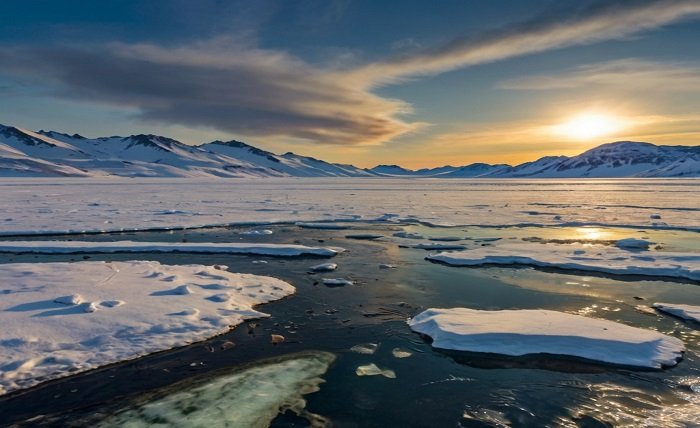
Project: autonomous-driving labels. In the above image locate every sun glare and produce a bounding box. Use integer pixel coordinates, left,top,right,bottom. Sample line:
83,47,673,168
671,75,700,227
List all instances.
555,112,624,140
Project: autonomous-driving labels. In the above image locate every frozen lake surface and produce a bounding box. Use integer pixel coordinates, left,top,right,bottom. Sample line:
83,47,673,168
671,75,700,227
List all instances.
0,178,699,427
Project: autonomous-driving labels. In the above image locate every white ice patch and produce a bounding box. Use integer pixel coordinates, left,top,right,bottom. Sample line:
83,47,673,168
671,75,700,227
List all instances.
310,262,338,272
240,229,273,235
427,242,700,281
97,352,335,428
0,240,341,257
0,261,295,395
616,238,654,250
653,303,700,323
322,278,354,287
408,308,685,369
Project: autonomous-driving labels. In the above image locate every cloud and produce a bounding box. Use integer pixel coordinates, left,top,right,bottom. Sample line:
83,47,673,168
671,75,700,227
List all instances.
349,0,700,85
0,40,419,145
499,59,700,91
0,0,699,145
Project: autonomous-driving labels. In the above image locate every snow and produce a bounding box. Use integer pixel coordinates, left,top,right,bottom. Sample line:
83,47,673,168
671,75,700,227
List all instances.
0,179,698,236
97,352,335,428
408,308,685,369
310,262,338,272
653,303,700,323
427,242,700,281
0,240,342,257
616,238,654,250
0,261,295,395
240,229,273,235
322,278,354,287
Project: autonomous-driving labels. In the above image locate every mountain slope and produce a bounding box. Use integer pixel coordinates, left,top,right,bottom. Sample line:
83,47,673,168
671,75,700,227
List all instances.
1,124,698,178
200,140,375,177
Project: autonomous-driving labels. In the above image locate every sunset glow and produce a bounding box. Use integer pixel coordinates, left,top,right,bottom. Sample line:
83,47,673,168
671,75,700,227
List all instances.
555,113,625,141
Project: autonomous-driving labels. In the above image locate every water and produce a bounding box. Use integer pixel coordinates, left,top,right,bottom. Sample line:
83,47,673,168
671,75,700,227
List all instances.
1,222,699,427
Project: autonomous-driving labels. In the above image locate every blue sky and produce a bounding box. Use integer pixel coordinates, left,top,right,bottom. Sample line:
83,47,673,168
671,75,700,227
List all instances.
1,0,700,167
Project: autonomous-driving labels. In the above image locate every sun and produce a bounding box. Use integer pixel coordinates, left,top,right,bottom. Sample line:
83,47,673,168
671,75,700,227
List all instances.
555,112,625,140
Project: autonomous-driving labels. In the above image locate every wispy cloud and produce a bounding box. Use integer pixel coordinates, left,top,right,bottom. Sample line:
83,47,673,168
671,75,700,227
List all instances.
1,0,699,145
500,59,700,90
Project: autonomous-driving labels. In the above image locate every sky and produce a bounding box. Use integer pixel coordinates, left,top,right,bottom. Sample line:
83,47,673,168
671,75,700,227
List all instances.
1,0,700,168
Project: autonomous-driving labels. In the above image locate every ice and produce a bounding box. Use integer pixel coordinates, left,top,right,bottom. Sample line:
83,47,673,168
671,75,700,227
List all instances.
427,242,700,281
355,363,396,378
296,222,349,230
240,229,273,235
408,308,685,369
54,294,82,305
350,343,379,355
616,238,654,250
310,262,338,272
653,303,700,323
322,278,354,287
2,179,697,237
97,352,335,428
0,240,342,257
0,261,295,395
391,348,413,358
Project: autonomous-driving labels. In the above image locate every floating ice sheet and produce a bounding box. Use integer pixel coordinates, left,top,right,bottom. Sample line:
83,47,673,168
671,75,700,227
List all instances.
408,308,685,369
97,352,335,428
0,261,295,395
427,242,700,281
0,240,342,257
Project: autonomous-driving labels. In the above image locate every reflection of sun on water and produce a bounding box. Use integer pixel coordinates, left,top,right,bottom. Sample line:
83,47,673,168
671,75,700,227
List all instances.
576,227,608,240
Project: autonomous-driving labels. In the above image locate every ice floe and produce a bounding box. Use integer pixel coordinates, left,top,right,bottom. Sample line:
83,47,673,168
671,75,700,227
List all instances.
616,238,654,250
653,303,700,323
0,240,342,257
408,308,685,369
426,242,700,281
355,363,396,378
322,278,354,287
0,260,295,395
97,352,335,428
309,262,338,272
350,343,379,355
240,229,273,235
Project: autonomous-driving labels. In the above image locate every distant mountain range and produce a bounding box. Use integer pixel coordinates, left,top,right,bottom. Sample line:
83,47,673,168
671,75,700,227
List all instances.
1,124,699,178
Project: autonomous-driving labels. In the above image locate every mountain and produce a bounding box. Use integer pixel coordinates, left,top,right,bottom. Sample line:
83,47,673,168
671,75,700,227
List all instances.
494,142,700,178
1,124,698,178
439,163,510,178
201,140,374,177
0,125,375,178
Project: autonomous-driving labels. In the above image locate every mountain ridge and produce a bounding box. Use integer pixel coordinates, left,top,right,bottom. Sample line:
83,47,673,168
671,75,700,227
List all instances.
1,124,698,178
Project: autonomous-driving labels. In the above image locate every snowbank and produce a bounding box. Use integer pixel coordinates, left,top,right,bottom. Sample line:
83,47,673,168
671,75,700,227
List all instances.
408,308,684,369
0,240,342,257
427,242,700,281
0,261,295,395
653,303,700,323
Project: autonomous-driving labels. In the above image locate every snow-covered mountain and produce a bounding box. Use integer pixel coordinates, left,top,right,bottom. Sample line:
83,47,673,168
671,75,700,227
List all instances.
1,124,698,178
201,140,374,177
0,125,375,177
